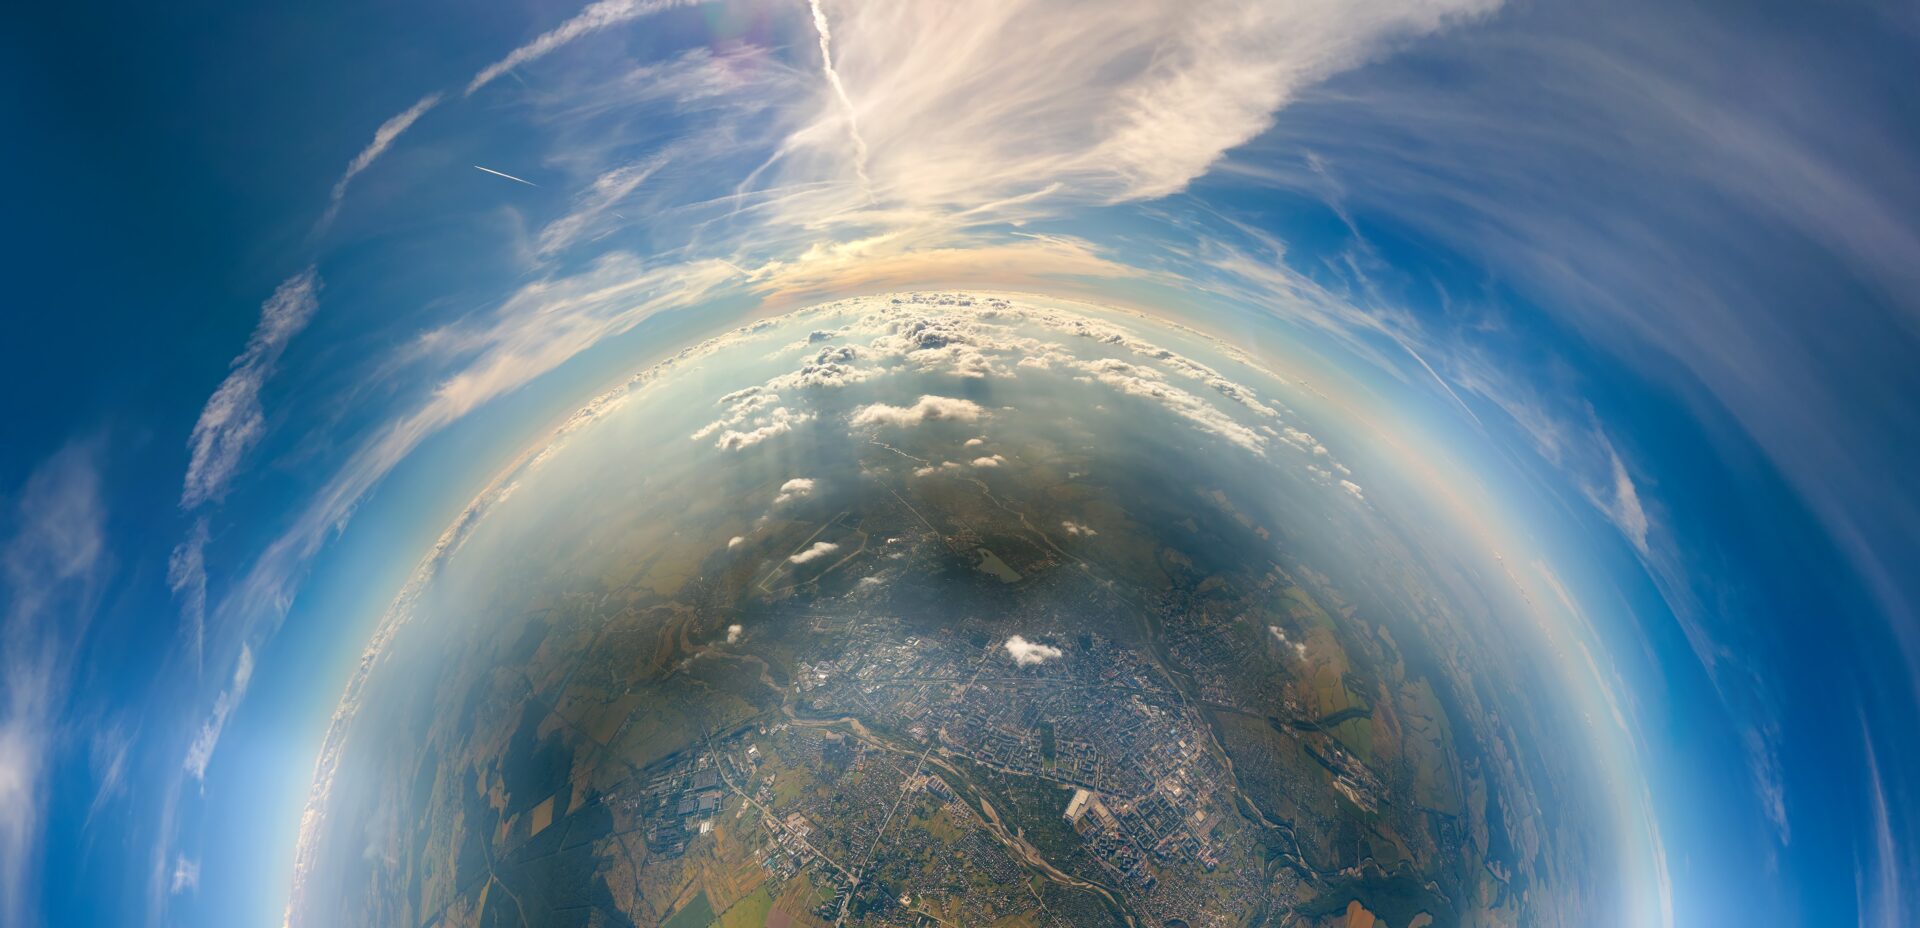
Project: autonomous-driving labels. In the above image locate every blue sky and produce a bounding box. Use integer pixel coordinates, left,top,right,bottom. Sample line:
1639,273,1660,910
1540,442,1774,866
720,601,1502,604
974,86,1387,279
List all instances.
3,0,1918,926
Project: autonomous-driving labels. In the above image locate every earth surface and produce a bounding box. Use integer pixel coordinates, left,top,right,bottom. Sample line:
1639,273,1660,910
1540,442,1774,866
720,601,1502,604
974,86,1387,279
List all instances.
291,293,1606,928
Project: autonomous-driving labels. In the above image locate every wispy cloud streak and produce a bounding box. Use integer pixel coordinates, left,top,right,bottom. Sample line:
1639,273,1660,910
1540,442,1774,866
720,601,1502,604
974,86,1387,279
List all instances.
0,442,108,928
806,0,873,199
180,269,320,510
320,94,441,227
466,0,691,95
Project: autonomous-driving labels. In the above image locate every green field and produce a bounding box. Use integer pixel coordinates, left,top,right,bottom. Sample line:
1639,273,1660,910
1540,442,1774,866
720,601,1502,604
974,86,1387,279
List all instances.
661,889,716,928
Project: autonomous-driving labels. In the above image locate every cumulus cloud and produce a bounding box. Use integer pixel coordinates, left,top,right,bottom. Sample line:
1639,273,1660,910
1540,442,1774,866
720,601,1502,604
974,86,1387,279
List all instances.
728,535,745,549
716,408,813,451
695,384,820,452
1004,635,1063,666
863,313,1042,378
1061,520,1097,536
689,345,880,454
690,299,1295,473
766,345,879,390
774,478,816,505
726,624,743,644
850,395,985,428
867,299,1297,458
789,541,840,565
181,269,320,509
1269,625,1308,659
1338,479,1366,501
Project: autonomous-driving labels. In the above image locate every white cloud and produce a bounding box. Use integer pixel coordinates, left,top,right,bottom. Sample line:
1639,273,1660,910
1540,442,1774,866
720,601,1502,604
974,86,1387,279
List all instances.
1268,625,1308,659
536,155,666,255
695,383,824,453
863,313,1040,379
1045,315,1283,419
1073,361,1268,454
167,518,210,674
691,299,1294,475
1857,716,1906,928
728,535,745,549
715,408,813,451
1061,520,1097,537
806,0,873,196
862,299,1291,457
181,269,320,509
0,442,108,928
169,856,200,895
789,541,840,565
1004,635,1062,666
850,395,985,428
1452,365,1655,559
774,478,816,505
466,0,692,95
690,300,1301,507
760,0,1499,227
692,390,778,438
183,645,254,782
1338,479,1365,501
85,721,134,824
322,94,440,226
726,624,743,644
1605,450,1649,555
766,345,878,391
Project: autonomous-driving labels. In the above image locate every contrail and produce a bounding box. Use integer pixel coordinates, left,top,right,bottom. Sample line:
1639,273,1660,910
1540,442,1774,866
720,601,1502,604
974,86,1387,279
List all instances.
807,0,874,202
472,164,538,187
